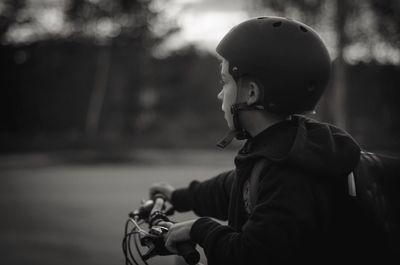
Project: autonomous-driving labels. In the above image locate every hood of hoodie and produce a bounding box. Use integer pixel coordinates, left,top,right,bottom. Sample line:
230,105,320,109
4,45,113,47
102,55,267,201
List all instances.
234,115,361,177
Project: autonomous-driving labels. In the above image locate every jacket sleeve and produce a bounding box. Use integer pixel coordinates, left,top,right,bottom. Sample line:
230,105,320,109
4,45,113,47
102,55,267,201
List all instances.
189,167,319,264
171,170,235,221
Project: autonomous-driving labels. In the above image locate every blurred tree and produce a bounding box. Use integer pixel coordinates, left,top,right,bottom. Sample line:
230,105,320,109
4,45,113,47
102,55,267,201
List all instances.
142,46,226,148
0,0,25,40
248,0,400,129
64,0,178,137
371,0,400,44
1,0,180,147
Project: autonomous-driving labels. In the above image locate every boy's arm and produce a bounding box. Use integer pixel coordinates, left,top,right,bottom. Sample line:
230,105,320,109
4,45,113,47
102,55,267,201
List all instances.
171,169,235,221
189,168,319,265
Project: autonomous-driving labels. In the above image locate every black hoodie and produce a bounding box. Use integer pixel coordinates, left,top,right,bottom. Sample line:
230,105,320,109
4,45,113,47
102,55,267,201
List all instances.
171,116,384,265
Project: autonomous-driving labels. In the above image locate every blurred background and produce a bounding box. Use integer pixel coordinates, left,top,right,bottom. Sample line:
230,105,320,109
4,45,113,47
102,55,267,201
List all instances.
1,0,399,264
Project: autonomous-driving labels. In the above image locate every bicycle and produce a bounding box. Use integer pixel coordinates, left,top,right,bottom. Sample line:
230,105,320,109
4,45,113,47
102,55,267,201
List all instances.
122,194,201,265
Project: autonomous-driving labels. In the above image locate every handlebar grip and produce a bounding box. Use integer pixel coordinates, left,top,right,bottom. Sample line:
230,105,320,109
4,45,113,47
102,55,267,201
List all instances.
153,193,167,201
176,242,200,265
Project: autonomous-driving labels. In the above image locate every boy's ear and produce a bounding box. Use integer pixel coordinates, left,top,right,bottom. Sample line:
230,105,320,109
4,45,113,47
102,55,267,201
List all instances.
247,81,262,106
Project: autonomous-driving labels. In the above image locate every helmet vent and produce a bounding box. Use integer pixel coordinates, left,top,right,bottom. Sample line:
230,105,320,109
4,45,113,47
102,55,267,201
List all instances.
272,21,282,27
300,26,308,32
257,17,267,20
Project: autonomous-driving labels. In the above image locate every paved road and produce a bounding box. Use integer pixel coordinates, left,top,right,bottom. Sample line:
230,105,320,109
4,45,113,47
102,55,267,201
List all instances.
0,150,234,265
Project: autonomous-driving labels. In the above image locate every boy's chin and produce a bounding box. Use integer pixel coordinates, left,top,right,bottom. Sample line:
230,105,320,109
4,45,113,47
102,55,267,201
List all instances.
226,121,235,130
223,115,235,130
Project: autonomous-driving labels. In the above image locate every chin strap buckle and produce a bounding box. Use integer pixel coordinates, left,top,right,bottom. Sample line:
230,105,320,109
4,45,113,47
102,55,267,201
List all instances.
216,129,251,149
216,130,238,148
217,103,259,148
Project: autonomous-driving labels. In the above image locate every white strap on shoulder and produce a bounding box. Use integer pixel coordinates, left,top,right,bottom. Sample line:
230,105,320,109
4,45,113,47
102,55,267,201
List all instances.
348,172,357,197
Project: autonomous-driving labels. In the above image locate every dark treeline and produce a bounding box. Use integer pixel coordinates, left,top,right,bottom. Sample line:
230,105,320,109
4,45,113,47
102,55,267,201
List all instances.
0,40,225,152
2,40,400,153
318,61,400,153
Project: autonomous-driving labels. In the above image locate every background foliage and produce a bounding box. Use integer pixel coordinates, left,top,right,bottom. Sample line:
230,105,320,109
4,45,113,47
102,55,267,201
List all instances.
1,0,400,154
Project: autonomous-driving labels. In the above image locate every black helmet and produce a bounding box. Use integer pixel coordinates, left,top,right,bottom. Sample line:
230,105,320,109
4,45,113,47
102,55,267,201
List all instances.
216,16,331,114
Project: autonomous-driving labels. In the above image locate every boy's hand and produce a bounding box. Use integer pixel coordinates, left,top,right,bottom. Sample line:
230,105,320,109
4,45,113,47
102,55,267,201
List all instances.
159,219,197,254
149,182,175,202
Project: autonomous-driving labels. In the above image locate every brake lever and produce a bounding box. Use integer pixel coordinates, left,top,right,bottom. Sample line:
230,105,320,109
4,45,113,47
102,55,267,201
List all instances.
140,227,172,260
165,205,175,216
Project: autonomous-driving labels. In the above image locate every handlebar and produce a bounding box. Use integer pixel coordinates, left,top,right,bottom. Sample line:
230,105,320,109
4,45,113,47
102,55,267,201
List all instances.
150,195,200,265
122,194,200,265
176,242,201,265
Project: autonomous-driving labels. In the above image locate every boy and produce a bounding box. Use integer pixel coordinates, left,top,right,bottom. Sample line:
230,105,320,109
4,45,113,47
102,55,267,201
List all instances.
150,17,384,264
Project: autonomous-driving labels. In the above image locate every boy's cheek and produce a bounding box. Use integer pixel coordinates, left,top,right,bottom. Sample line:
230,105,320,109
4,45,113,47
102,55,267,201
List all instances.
221,102,224,111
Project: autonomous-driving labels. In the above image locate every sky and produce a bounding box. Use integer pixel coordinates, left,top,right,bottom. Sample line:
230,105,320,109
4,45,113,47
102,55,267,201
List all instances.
5,0,250,52
158,0,251,52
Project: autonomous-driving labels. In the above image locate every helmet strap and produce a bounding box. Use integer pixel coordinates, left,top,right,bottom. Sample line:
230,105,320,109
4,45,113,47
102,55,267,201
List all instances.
216,103,265,148
231,103,252,140
216,130,238,148
216,74,265,149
